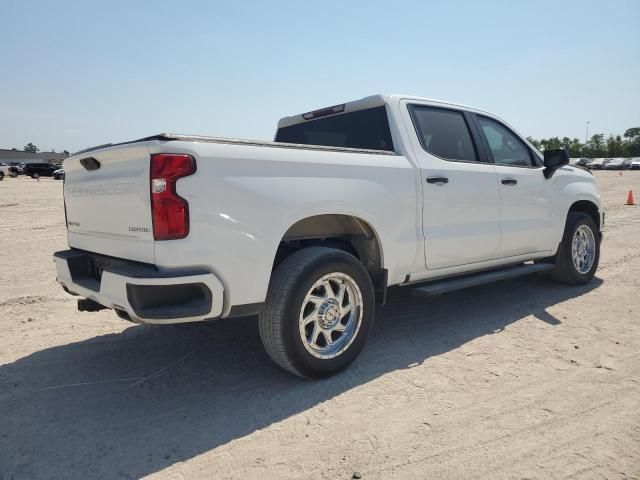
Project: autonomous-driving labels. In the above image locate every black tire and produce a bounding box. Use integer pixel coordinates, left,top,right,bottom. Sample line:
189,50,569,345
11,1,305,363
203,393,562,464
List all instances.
549,212,600,285
259,247,375,379
0,171,4,181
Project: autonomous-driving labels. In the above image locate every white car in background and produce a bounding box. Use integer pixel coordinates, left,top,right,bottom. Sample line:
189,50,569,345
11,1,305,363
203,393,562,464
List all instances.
630,158,640,170
573,158,592,168
0,162,15,180
587,158,608,170
603,158,631,170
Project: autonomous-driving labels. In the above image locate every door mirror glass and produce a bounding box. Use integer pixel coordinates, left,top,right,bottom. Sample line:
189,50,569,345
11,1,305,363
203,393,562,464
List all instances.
543,148,569,178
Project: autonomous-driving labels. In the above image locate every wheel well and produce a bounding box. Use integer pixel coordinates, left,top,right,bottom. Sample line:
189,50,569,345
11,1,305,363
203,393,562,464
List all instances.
273,214,387,302
569,200,600,231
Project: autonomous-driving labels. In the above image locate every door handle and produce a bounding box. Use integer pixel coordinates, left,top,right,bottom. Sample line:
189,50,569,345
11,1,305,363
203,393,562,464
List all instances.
426,176,449,185
501,178,518,186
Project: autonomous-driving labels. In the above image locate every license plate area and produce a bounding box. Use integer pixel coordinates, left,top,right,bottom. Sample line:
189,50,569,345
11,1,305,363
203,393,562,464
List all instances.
66,253,111,291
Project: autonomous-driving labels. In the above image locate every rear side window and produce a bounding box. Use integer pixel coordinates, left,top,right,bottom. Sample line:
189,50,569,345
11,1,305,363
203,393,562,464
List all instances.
275,106,394,152
410,106,478,162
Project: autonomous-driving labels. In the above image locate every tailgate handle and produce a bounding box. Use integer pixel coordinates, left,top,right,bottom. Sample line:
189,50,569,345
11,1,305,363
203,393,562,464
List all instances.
80,157,101,171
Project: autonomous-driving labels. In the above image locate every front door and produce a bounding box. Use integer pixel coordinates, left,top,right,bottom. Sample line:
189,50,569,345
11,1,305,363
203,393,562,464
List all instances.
473,114,554,257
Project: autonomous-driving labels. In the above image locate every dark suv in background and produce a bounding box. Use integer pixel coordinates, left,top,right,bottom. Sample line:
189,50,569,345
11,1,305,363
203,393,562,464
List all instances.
22,163,60,178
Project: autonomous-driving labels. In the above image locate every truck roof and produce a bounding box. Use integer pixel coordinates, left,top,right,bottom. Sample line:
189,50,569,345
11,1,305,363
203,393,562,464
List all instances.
277,94,494,129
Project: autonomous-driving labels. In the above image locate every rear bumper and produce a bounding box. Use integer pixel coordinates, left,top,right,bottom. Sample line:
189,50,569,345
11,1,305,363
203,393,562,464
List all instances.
54,249,224,324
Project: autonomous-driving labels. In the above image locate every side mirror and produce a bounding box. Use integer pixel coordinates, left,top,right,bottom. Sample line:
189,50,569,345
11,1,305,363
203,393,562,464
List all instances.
543,148,569,179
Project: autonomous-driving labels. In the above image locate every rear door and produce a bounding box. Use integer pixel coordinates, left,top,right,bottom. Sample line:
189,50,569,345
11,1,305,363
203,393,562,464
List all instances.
63,143,155,263
472,114,554,256
402,102,502,269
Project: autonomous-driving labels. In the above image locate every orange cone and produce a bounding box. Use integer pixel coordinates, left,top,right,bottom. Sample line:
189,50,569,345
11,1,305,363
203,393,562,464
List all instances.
626,190,636,205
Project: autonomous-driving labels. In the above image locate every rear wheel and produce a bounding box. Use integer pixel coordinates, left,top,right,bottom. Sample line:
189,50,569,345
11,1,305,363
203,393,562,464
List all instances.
259,247,375,378
549,212,600,285
0,171,4,181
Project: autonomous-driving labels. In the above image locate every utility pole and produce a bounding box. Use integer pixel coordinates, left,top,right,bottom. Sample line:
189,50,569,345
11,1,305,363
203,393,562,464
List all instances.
585,121,590,144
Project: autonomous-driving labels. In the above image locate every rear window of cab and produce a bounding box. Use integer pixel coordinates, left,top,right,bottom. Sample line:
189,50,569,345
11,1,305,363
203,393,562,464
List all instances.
275,106,394,152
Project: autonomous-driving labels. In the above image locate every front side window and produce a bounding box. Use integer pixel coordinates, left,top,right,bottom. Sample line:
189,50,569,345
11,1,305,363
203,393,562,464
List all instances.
477,116,534,167
410,106,478,162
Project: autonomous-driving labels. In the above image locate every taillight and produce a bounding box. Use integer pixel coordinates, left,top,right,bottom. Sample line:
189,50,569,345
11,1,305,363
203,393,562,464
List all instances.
150,153,196,240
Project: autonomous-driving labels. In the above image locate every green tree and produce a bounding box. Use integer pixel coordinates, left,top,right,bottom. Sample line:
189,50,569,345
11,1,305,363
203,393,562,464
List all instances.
584,134,606,157
527,136,541,150
622,128,640,156
566,138,584,157
606,135,627,157
526,127,640,158
540,137,562,151
590,134,604,149
23,143,39,153
623,127,640,139
62,150,70,156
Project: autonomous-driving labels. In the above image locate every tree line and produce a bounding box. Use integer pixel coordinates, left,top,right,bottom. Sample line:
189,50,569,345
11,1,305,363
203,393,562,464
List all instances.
13,127,640,159
527,127,640,158
9,143,70,156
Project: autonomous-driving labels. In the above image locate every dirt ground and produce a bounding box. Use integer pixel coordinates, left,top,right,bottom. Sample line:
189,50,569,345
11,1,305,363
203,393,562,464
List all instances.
1,171,639,480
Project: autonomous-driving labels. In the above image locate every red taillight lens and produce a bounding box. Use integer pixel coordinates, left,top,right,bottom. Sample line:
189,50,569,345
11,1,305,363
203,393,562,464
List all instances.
150,153,196,240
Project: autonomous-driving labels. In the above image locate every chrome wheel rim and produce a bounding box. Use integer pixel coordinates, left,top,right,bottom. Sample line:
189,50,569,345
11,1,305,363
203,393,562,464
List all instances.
572,224,596,274
299,272,363,359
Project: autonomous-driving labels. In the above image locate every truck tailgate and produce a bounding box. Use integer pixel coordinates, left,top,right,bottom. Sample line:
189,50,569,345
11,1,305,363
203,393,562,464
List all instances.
63,143,155,264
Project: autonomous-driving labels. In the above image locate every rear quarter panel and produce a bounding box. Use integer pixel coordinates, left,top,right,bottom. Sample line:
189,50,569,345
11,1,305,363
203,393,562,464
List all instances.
149,140,419,314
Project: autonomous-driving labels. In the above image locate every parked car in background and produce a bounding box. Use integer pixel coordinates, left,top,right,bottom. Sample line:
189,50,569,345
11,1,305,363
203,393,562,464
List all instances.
586,158,607,170
0,162,11,180
53,168,65,180
574,158,592,167
630,158,640,170
3,162,24,176
22,163,59,178
604,158,631,170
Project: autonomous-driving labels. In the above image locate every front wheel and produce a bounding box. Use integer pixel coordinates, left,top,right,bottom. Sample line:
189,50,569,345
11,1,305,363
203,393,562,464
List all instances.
0,171,4,181
550,212,600,285
259,247,375,378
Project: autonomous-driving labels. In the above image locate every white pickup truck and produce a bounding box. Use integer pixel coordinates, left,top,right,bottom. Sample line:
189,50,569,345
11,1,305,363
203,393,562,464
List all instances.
55,94,603,378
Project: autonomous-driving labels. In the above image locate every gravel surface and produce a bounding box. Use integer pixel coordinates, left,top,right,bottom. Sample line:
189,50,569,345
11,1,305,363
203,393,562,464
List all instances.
1,172,639,479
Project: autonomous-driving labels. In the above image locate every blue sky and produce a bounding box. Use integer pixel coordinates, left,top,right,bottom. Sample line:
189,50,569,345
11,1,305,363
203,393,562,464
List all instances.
2,0,639,152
